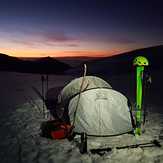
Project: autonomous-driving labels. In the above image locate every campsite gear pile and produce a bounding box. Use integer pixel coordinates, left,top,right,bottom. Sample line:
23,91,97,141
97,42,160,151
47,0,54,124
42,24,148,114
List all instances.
41,75,135,141
40,56,158,154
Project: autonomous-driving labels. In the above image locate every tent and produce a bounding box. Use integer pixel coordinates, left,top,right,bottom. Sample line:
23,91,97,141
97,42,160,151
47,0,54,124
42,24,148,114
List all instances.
55,76,134,136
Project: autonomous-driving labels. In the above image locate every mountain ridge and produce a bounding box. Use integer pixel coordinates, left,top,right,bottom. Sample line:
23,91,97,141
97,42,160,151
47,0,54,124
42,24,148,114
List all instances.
67,45,163,76
0,54,71,74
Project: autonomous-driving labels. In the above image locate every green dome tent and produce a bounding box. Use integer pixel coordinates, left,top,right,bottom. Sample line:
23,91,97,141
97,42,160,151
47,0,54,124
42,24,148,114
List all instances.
56,76,134,136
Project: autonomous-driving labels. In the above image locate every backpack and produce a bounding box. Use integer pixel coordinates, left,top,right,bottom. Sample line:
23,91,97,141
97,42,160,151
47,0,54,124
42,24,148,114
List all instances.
40,120,73,139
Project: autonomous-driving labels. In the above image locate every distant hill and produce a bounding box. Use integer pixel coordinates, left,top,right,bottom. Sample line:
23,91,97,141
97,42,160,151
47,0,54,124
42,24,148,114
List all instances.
0,54,71,74
0,53,22,70
67,45,163,76
57,56,100,67
28,56,71,74
1,45,163,75
0,53,22,63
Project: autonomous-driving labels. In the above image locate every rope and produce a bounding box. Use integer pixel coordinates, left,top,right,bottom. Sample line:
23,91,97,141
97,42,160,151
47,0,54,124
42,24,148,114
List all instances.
72,64,87,127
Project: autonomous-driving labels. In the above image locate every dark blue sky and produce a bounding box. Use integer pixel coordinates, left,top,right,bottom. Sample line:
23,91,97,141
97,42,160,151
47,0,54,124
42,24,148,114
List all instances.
0,0,163,57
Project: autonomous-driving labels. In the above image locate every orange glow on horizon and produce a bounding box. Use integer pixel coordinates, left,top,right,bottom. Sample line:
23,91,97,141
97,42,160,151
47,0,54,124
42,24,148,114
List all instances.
0,48,123,58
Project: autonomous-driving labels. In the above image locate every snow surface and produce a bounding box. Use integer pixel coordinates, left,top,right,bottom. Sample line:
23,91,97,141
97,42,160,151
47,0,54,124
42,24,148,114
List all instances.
0,71,163,163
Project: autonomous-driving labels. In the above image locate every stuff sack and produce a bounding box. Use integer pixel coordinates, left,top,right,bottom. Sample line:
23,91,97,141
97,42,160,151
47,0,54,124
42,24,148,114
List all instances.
40,120,73,139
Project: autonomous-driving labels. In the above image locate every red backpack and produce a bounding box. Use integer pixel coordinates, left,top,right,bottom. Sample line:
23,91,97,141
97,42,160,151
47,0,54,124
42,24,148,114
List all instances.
41,120,73,139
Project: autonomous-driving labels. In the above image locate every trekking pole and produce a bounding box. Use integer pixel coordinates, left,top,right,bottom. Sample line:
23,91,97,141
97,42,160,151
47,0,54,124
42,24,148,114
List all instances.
46,74,49,93
41,75,45,117
45,74,50,119
133,56,149,135
90,139,161,156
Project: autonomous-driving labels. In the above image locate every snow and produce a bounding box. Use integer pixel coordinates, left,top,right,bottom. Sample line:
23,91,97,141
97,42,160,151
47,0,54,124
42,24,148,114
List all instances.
0,71,163,163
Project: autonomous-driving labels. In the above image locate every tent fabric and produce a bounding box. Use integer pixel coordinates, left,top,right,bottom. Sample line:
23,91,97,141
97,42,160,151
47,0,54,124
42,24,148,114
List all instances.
69,88,133,136
57,76,133,136
58,76,112,105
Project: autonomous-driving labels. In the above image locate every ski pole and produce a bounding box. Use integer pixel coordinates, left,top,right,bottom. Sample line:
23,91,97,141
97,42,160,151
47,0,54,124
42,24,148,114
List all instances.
133,56,149,135
46,74,49,93
41,75,45,117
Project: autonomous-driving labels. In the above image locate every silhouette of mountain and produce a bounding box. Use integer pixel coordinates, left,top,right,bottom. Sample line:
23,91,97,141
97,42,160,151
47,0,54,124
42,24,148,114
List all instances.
0,54,71,74
0,53,21,62
26,57,71,74
68,45,163,76
1,45,163,75
0,53,22,70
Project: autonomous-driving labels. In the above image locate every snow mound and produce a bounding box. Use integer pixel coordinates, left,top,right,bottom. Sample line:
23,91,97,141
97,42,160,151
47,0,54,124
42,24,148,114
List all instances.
0,100,163,163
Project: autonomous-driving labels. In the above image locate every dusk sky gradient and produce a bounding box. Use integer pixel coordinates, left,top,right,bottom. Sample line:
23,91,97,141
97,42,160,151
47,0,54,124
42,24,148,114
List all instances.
0,0,163,57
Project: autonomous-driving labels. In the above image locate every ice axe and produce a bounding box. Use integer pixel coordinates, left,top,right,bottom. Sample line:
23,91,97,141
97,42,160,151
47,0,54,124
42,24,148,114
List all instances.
133,56,149,135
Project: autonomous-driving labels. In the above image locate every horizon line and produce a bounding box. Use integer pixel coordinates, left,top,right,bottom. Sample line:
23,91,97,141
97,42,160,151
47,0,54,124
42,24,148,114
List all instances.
1,44,162,59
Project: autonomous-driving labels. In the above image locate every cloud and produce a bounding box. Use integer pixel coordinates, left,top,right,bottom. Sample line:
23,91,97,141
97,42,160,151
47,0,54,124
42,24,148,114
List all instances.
113,38,137,44
9,30,80,49
62,50,113,57
67,44,79,47
42,31,76,43
106,37,137,44
11,39,38,48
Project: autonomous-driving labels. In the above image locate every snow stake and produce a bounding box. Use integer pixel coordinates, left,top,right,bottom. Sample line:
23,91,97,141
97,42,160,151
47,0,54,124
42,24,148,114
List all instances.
133,56,149,135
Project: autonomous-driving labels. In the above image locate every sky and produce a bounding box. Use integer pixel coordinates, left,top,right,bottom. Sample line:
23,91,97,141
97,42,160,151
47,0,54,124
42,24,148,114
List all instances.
0,0,163,58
